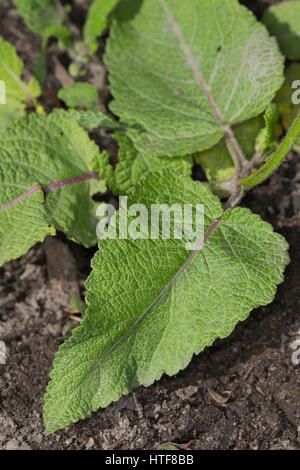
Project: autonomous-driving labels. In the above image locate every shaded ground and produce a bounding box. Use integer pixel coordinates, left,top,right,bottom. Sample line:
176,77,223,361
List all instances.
1,0,300,451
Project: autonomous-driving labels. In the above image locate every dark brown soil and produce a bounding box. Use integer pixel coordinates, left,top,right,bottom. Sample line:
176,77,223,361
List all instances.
1,0,300,451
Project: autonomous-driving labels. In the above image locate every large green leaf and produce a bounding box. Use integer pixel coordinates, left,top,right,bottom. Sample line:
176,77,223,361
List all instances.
263,0,300,60
105,0,284,157
44,170,289,434
98,132,193,195
0,36,41,131
0,112,107,266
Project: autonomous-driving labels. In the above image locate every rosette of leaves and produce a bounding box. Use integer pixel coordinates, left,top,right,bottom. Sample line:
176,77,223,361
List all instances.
43,0,292,434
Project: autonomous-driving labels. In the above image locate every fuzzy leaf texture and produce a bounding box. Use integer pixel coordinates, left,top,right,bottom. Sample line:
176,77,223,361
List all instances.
0,112,107,266
98,132,193,195
105,0,284,157
255,104,280,154
263,0,300,60
195,116,264,187
0,36,40,131
53,108,119,131
44,170,289,434
58,83,99,111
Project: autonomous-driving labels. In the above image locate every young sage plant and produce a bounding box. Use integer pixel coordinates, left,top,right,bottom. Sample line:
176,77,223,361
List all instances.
1,0,300,434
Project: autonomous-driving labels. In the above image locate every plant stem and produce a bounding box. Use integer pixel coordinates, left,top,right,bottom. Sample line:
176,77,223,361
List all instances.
44,172,98,192
0,172,99,212
223,125,248,173
0,56,38,108
240,111,300,190
159,0,247,175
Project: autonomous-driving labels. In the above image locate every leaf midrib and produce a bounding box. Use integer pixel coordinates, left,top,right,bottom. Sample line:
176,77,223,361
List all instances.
0,55,36,103
47,213,224,430
158,0,224,128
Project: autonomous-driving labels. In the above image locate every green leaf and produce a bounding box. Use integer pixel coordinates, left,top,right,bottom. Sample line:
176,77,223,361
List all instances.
34,46,48,88
13,0,61,36
255,104,280,154
71,296,88,315
275,63,300,152
84,0,120,53
240,110,300,189
52,108,119,131
0,185,55,267
98,132,193,195
0,112,107,266
44,170,289,434
0,36,41,131
105,0,284,157
263,0,300,60
195,116,264,185
113,0,143,22
14,0,72,48
44,25,73,49
58,83,99,111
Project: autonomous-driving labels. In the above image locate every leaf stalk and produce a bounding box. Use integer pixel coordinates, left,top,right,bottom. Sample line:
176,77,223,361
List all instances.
240,111,300,189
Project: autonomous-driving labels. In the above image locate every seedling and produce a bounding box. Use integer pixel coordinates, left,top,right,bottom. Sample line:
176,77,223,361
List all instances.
0,0,299,434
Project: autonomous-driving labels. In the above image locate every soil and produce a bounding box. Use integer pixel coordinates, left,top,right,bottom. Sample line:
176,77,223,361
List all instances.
1,0,300,451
